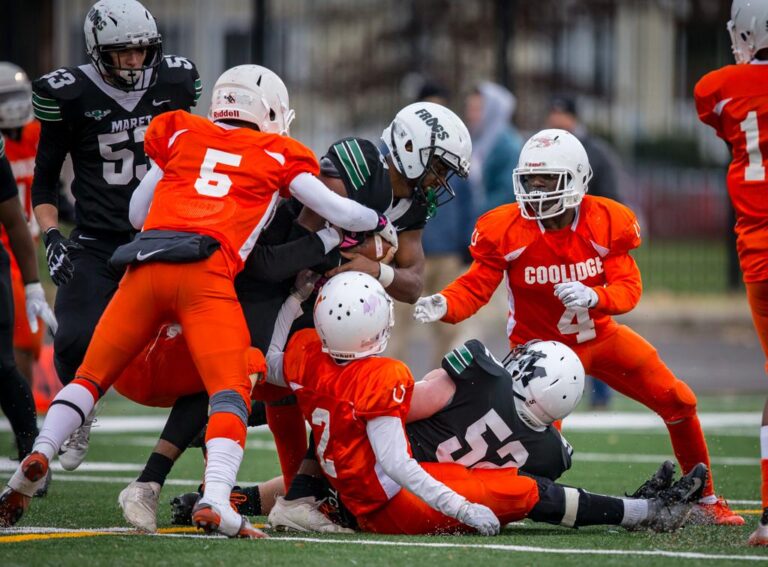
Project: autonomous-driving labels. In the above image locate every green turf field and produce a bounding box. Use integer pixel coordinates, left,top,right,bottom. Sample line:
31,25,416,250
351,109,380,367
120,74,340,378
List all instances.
1,394,767,566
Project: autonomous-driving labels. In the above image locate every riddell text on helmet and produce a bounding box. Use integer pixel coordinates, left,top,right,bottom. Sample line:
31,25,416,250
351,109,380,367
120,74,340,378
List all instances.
212,109,241,119
524,256,604,285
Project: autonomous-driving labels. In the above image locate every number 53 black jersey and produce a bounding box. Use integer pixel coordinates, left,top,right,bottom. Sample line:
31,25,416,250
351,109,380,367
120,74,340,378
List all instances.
31,55,201,233
406,339,573,481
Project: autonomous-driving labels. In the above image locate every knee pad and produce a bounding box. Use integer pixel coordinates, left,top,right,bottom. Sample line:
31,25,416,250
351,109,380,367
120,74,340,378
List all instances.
659,380,698,423
209,389,249,426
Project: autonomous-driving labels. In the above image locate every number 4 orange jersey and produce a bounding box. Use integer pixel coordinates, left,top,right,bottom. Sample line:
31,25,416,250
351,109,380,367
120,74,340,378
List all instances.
143,110,319,272
441,196,642,348
695,63,768,283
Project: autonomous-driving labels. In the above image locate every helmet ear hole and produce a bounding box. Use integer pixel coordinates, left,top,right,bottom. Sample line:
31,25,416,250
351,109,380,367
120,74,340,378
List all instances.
405,140,413,152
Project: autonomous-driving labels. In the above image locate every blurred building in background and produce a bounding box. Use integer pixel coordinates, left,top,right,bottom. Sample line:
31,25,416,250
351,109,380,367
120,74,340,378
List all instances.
1,0,738,293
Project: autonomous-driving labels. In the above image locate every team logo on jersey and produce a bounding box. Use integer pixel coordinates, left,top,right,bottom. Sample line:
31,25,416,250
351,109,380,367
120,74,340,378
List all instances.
85,109,112,121
392,384,406,404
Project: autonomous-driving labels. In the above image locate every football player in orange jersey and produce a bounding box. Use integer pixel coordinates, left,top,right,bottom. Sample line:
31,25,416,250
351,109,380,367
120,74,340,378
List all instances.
695,0,768,545
0,63,46,382
0,64,398,538
414,128,743,526
255,271,704,535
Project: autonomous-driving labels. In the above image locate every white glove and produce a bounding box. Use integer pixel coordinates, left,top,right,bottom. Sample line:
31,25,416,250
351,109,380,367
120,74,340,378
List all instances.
24,282,57,334
290,269,322,302
456,501,500,536
413,294,447,323
553,281,598,309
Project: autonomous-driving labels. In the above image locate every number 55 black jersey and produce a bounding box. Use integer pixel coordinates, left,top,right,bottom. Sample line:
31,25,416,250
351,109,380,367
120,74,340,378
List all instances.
406,339,573,481
31,55,201,234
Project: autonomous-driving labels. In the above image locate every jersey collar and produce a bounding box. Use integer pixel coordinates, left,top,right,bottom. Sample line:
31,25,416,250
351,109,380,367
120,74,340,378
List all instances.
79,64,152,113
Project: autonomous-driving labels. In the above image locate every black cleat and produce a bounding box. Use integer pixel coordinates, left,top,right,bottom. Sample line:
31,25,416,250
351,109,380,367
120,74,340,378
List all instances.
170,491,201,526
657,463,708,504
626,460,676,499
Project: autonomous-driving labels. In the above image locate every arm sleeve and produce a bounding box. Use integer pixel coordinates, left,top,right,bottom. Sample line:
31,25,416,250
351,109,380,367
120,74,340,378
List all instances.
289,172,379,232
266,295,305,387
243,225,331,283
367,416,468,519
129,165,163,229
31,120,69,208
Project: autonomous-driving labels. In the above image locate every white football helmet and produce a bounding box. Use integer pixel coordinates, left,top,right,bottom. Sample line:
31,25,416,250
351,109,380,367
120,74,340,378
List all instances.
382,102,471,216
84,0,163,91
0,63,32,130
504,340,585,431
728,0,768,64
512,128,592,220
313,271,394,360
209,65,295,135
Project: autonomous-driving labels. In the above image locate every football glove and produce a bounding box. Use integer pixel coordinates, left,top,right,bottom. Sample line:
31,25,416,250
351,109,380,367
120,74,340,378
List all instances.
44,228,82,287
413,293,448,323
290,269,322,302
456,501,500,536
553,281,598,309
373,214,399,249
24,282,57,334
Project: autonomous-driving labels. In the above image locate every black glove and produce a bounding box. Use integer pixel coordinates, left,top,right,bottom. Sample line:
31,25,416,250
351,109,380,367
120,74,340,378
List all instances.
44,228,82,286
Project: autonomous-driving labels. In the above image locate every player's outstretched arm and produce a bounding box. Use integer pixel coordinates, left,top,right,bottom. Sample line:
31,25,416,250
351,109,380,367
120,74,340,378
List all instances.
366,416,500,535
590,253,642,315
129,165,163,230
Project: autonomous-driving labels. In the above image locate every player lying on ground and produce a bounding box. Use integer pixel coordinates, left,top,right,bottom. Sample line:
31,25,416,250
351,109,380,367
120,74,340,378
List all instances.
115,101,472,532
240,271,708,535
0,64,398,538
413,128,742,526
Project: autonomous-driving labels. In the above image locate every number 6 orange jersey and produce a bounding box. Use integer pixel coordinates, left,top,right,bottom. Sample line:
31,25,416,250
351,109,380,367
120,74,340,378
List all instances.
143,110,319,272
441,196,641,348
695,64,768,283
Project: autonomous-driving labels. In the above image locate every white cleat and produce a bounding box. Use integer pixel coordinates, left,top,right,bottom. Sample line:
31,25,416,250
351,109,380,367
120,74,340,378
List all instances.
58,403,100,471
268,496,354,533
118,481,161,533
749,522,768,546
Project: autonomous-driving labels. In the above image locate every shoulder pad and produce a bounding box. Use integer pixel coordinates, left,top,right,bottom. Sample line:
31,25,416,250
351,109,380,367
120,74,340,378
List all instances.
32,68,86,122
158,55,202,105
583,197,640,254
324,137,390,210
441,339,508,382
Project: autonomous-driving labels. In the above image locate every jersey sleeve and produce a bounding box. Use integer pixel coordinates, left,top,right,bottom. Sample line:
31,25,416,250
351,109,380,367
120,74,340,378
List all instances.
468,210,509,270
161,55,203,109
279,138,320,191
143,111,181,170
441,339,508,383
354,360,414,420
608,202,641,256
282,328,319,382
322,137,391,213
693,70,724,134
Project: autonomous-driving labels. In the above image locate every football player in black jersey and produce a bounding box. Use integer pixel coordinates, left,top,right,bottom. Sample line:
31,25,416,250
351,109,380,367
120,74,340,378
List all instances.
31,0,201,471
0,138,55,465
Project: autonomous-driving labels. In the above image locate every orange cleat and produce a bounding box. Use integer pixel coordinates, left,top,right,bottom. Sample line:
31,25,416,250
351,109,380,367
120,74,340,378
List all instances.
0,452,50,527
192,501,268,539
694,497,745,526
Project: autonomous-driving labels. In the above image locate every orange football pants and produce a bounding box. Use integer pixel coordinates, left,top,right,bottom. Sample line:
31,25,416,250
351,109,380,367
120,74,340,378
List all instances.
746,281,768,375
75,251,251,412
572,324,712,495
10,267,42,357
357,462,539,535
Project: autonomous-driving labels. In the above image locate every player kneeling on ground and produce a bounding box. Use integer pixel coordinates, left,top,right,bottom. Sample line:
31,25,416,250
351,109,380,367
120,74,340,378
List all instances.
249,271,707,535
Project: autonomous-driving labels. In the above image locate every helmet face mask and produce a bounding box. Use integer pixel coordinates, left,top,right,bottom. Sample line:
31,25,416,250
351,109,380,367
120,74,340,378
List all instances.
313,272,394,360
513,129,592,221
0,63,32,130
503,340,585,431
383,102,471,218
84,0,163,91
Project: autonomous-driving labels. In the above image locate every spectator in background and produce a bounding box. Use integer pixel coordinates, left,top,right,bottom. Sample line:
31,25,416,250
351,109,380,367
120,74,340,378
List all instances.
546,94,628,409
464,82,523,214
388,81,474,369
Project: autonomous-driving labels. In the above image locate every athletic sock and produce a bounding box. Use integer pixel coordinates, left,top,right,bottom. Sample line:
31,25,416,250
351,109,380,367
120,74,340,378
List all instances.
761,426,768,512
266,399,308,489
620,498,649,528
572,489,625,527
202,436,244,505
137,452,175,486
33,383,96,461
285,473,327,502
235,485,262,516
0,365,39,459
665,415,714,497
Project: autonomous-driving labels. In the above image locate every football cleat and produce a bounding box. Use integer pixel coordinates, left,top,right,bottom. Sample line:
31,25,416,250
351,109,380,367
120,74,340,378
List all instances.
119,480,161,533
171,491,201,526
58,403,100,471
268,496,354,533
0,452,49,527
748,510,768,546
33,468,53,498
656,463,708,504
626,460,676,499
638,499,694,533
691,497,746,526
192,500,267,539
